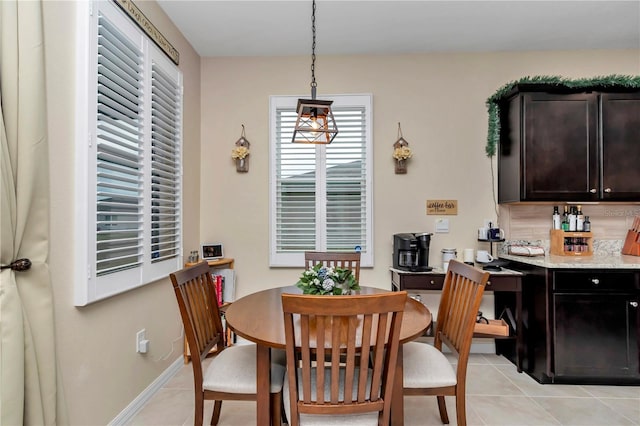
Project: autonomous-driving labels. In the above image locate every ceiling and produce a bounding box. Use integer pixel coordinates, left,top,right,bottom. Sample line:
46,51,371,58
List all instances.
156,0,640,58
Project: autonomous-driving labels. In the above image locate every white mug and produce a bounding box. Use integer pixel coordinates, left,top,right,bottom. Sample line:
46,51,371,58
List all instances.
478,227,489,240
476,250,494,263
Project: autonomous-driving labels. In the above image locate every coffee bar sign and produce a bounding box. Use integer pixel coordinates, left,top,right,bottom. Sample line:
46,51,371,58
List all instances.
426,200,458,215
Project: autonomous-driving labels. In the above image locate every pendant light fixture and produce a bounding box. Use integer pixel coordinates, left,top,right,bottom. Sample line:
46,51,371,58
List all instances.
292,0,338,144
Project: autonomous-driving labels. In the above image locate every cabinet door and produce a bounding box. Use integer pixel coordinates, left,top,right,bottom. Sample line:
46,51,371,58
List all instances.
522,93,598,201
600,93,640,200
553,293,639,379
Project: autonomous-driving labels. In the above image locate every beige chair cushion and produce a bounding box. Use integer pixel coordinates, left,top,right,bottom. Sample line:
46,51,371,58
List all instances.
402,341,457,388
283,367,380,425
203,344,286,394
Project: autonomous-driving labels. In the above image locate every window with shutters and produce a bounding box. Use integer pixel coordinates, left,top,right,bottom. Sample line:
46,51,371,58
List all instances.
269,95,373,267
74,0,183,305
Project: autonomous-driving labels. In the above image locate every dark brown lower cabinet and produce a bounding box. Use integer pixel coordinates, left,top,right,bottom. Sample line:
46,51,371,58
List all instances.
508,262,640,385
553,293,639,381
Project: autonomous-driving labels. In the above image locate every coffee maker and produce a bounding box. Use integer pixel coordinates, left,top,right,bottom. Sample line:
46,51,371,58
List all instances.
393,233,432,271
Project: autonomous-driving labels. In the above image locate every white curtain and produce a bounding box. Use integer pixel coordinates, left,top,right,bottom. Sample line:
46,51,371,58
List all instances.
0,1,66,424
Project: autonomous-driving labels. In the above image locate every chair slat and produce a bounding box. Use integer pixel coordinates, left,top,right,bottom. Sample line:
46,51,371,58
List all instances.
404,260,489,426
282,292,407,424
170,261,284,425
304,251,361,283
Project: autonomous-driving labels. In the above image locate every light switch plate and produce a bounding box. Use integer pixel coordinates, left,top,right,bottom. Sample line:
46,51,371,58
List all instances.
435,218,449,233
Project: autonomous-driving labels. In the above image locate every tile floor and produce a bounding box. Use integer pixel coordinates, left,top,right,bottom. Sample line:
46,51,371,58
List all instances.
129,353,640,425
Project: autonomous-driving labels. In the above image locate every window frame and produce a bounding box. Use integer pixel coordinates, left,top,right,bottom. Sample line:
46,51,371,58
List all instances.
269,94,373,267
74,0,183,305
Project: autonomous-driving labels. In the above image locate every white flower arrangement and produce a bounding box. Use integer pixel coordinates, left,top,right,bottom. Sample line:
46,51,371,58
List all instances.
296,263,360,295
231,146,250,159
393,146,412,160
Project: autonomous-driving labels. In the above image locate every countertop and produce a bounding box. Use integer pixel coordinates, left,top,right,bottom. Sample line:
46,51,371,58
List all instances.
499,253,640,269
390,266,523,276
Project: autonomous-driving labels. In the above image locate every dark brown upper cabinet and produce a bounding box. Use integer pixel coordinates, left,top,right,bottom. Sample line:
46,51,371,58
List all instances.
498,88,640,203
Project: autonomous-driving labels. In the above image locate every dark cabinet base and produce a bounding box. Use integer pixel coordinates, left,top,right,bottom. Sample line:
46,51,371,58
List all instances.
507,260,640,385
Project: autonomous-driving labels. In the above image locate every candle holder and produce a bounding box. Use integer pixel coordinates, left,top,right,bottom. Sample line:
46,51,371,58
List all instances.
231,125,251,173
392,122,412,174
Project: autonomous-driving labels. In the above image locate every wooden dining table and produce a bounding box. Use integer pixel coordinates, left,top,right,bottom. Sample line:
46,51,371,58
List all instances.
224,285,431,426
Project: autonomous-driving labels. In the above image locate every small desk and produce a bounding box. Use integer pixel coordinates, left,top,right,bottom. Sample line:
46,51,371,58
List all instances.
390,267,524,372
225,286,431,426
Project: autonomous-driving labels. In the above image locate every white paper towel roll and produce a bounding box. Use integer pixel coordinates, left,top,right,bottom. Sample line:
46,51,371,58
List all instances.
463,248,475,263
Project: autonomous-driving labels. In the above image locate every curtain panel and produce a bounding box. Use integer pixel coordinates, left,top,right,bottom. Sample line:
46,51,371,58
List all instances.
0,0,66,424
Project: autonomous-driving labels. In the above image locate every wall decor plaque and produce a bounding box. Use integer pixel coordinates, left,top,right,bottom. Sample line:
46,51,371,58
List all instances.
426,200,458,215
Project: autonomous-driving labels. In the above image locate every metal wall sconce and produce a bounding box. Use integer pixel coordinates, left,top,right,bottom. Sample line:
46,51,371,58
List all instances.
231,125,250,173
291,0,338,144
392,122,412,174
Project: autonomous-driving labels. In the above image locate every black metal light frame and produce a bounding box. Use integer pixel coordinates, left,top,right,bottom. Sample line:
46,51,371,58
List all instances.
292,0,338,144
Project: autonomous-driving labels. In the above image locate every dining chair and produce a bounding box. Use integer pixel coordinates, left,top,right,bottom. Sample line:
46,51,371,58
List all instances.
170,262,286,426
281,291,408,426
304,251,361,282
402,259,489,426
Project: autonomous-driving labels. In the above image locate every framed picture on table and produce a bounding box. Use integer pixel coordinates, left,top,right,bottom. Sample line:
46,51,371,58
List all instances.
201,243,224,260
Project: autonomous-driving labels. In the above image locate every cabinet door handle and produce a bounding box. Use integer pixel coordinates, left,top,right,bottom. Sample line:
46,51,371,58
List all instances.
486,280,492,286
430,280,435,285
604,188,612,193
591,278,600,285
589,188,597,193
631,301,638,308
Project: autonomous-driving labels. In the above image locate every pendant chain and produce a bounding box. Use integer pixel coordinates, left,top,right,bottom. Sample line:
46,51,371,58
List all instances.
310,0,317,95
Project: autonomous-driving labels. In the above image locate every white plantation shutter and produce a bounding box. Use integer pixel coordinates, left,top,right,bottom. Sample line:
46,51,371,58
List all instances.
270,95,373,267
76,1,182,305
150,63,181,263
95,12,144,276
326,108,367,252
275,109,317,252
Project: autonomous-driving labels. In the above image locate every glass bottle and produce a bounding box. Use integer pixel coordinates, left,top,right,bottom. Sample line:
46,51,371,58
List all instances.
552,206,561,230
569,206,577,231
561,206,569,231
576,205,584,231
583,216,591,232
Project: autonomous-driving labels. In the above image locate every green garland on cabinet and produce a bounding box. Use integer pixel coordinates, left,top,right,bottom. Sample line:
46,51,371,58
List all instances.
485,74,640,157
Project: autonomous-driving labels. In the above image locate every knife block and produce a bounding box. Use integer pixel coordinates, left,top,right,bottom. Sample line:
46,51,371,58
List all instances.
621,216,640,256
550,230,593,256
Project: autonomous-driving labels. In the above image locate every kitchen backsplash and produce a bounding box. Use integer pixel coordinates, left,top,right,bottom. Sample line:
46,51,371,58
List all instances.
497,204,639,256
499,238,623,256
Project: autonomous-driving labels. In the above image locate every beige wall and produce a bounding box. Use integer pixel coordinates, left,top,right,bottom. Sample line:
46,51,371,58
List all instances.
201,50,640,297
44,1,201,424
41,1,639,422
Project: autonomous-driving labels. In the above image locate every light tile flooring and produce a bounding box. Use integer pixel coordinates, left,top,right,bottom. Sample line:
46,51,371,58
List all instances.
129,353,640,425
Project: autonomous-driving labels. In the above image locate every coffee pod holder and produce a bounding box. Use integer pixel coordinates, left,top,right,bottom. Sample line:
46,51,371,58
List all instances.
621,215,640,256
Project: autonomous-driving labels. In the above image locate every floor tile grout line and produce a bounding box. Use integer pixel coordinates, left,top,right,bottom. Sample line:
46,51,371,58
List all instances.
525,395,564,426
594,395,640,425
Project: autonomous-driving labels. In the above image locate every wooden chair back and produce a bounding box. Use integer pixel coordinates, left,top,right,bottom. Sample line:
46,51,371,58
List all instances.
435,259,489,366
282,291,407,426
170,262,225,385
304,251,361,282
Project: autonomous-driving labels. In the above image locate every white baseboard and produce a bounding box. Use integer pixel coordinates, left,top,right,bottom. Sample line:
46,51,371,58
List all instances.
109,357,184,425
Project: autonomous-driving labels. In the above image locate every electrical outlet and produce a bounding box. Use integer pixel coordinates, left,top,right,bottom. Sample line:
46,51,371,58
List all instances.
136,329,146,353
